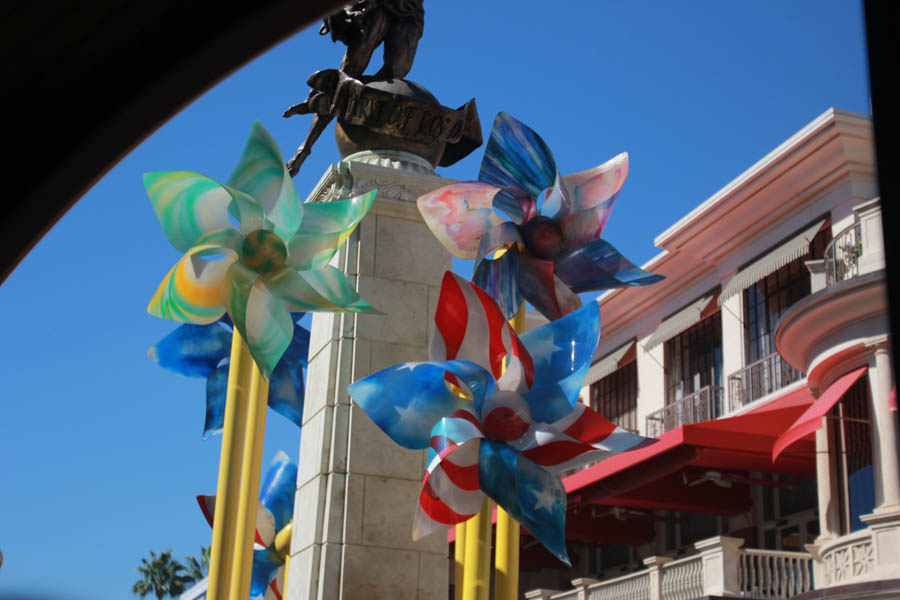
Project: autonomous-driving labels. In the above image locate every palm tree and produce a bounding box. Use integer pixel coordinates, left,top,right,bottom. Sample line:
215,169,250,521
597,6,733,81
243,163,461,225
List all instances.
183,546,209,583
132,549,193,599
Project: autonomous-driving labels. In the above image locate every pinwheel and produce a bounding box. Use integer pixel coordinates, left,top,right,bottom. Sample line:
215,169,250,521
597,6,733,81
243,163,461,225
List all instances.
145,121,378,378
198,451,297,600
348,272,651,564
417,112,663,321
148,313,310,438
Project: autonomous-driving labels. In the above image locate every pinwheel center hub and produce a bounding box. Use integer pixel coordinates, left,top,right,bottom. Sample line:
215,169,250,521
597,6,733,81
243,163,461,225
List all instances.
481,390,531,441
522,216,564,259
242,229,287,274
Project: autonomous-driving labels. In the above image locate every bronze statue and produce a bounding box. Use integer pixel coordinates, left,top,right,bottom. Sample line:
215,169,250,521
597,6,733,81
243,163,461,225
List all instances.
284,1,426,175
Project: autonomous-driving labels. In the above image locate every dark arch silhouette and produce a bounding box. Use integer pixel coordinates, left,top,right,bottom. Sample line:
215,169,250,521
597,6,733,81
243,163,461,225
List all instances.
2,0,346,282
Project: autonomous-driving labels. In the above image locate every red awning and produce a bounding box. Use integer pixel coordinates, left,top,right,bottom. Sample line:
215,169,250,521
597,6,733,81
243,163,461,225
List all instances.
772,366,868,461
890,385,897,412
564,385,816,514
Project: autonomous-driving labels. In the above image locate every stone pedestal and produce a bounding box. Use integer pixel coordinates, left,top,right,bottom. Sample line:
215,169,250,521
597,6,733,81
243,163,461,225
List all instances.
286,150,453,600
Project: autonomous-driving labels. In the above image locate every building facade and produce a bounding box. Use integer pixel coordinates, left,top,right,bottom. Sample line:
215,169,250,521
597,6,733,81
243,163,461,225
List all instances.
522,108,897,599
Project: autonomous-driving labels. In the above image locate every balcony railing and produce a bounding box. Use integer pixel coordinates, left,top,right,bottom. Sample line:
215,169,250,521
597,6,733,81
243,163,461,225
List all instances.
824,221,862,286
728,351,802,412
645,385,723,437
526,537,815,600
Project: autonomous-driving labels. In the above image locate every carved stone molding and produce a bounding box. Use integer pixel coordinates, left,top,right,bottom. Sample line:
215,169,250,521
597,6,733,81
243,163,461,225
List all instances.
304,149,455,209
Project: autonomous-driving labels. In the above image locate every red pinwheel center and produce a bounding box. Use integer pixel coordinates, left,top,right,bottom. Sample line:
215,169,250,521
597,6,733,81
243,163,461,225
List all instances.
522,216,564,259
481,391,532,441
242,229,287,274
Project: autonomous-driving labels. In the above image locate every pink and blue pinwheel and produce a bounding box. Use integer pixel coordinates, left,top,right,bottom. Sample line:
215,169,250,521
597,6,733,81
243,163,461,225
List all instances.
417,112,663,321
198,450,297,600
347,272,652,565
148,313,309,439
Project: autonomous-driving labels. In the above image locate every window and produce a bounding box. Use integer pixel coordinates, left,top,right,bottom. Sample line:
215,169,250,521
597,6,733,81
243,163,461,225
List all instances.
665,314,722,406
591,360,638,432
744,224,831,363
833,376,874,534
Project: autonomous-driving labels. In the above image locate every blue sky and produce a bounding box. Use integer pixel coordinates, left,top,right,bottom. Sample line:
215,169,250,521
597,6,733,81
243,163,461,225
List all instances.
0,2,870,598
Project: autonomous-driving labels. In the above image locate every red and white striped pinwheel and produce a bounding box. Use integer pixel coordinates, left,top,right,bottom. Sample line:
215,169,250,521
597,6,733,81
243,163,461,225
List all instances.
349,272,651,564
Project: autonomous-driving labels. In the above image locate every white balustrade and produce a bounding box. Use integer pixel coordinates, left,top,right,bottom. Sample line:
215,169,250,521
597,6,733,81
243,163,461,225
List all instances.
660,554,704,600
587,570,650,600
738,549,814,598
528,537,817,600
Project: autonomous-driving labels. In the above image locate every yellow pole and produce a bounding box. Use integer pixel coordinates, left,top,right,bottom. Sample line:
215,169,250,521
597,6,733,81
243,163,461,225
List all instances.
274,521,293,594
495,304,525,600
454,523,467,600
206,329,253,600
461,500,492,600
228,360,270,600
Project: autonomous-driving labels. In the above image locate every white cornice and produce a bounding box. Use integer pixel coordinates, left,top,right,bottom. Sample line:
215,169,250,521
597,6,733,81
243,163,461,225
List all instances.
654,108,871,249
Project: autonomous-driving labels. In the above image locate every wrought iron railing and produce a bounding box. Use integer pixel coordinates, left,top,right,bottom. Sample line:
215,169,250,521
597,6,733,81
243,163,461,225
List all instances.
645,385,724,437
728,352,802,412
824,221,862,286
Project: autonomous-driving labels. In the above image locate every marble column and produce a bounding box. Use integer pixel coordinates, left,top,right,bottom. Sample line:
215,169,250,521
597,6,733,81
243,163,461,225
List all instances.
868,340,899,513
286,150,453,600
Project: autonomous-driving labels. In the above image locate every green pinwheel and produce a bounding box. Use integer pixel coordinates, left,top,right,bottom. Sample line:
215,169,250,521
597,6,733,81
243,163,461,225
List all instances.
146,122,377,378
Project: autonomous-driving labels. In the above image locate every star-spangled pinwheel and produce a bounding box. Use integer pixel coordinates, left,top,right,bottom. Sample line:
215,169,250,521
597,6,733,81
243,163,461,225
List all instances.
417,112,663,321
148,313,310,439
347,272,652,565
198,451,297,600
145,121,378,379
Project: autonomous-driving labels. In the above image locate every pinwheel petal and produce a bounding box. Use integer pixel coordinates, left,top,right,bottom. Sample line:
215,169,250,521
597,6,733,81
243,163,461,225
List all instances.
492,186,537,225
518,302,601,421
267,361,304,429
225,262,294,379
560,197,616,248
295,190,375,235
226,122,303,241
348,360,494,449
251,548,283,599
414,434,486,540
431,272,534,392
417,182,505,259
535,175,570,221
479,112,557,200
259,450,298,532
147,322,232,378
479,440,570,566
472,251,523,321
554,238,664,294
561,151,628,213
144,171,237,252
265,266,378,313
148,247,236,324
511,405,653,474
281,319,310,367
287,191,377,269
225,184,267,235
517,254,582,321
264,565,285,600
473,221,523,266
203,363,229,438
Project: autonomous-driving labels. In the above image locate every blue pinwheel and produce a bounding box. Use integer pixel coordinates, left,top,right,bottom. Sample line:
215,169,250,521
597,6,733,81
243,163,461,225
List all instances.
348,272,651,564
417,112,663,320
148,314,309,438
197,451,297,599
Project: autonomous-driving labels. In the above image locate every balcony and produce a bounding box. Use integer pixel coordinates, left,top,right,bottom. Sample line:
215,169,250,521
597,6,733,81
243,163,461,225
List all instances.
645,385,723,437
728,351,803,412
525,536,815,600
824,221,862,286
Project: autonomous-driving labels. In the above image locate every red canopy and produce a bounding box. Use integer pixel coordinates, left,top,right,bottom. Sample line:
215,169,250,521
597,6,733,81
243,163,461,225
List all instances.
564,385,816,515
772,366,868,461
